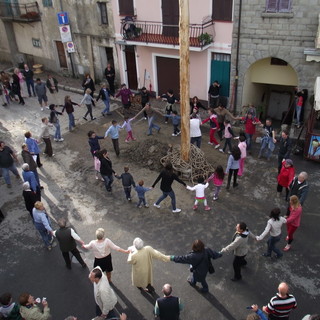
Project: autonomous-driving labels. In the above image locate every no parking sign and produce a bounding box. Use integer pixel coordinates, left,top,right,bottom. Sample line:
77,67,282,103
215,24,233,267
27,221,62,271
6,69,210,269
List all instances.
67,41,75,53
59,25,72,43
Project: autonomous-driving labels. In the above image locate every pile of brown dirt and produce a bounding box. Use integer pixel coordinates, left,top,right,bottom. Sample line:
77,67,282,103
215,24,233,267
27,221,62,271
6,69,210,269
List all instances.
122,138,169,171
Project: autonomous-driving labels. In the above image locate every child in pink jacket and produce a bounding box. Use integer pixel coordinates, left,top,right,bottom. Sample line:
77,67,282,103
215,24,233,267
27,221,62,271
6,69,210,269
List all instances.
207,165,225,201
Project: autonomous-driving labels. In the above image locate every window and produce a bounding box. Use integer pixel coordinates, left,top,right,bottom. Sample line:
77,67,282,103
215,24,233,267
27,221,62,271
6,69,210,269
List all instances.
98,2,108,25
212,0,233,22
118,0,134,16
266,0,292,13
42,0,53,7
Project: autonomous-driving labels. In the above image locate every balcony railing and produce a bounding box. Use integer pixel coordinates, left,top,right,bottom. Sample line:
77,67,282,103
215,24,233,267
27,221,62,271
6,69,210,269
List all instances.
0,1,41,22
121,19,214,48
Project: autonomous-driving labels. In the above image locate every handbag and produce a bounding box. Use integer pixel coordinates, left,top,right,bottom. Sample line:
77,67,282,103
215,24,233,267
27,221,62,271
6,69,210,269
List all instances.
208,257,215,274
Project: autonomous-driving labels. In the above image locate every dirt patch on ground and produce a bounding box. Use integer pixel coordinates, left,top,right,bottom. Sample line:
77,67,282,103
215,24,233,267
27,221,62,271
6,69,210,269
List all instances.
122,138,169,171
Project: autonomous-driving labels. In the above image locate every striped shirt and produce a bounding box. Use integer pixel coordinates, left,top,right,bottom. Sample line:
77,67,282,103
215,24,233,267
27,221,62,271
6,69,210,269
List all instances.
266,293,297,318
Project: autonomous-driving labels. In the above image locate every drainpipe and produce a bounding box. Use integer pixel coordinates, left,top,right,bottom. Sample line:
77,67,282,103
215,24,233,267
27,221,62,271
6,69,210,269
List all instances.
233,0,242,113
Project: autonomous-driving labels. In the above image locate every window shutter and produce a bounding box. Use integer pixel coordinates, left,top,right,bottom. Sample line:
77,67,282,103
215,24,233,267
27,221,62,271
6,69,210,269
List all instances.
118,0,134,16
279,0,291,12
265,0,278,12
212,0,233,21
42,0,53,7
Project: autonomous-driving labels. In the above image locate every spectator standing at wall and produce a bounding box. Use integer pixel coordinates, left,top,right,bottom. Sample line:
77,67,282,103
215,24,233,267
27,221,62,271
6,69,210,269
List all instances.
208,80,221,108
22,64,36,97
104,63,115,95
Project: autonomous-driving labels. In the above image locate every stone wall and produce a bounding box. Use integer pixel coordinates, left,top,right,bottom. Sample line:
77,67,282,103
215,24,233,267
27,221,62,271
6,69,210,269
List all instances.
231,0,320,112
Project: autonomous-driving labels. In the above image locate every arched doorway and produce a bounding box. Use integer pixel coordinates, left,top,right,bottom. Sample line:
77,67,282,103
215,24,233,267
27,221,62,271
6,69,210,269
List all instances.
242,57,298,121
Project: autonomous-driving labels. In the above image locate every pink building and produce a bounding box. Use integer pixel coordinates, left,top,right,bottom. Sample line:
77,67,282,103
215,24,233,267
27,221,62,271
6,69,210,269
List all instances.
111,0,233,101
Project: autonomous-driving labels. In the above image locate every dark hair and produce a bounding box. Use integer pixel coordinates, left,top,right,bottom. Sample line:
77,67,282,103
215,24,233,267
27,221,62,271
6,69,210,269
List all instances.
124,116,129,120
197,176,204,184
167,89,173,95
0,292,12,305
192,239,205,252
88,130,95,138
270,208,281,221
112,120,117,124
238,222,247,231
172,110,178,115
192,96,199,102
19,293,30,306
49,104,55,110
141,87,146,90
224,119,230,124
266,118,272,122
100,148,108,156
164,162,173,173
239,135,246,142
91,268,102,279
215,165,225,180
24,131,31,138
231,146,241,161
36,78,41,81
282,130,289,136
310,315,320,320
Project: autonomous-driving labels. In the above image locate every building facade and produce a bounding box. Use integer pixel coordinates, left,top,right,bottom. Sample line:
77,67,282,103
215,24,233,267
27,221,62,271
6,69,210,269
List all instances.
110,0,233,100
0,0,119,82
231,0,320,119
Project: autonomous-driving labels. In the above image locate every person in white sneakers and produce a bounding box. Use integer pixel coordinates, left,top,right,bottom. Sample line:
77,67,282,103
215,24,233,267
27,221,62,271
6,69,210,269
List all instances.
152,162,186,213
187,176,210,211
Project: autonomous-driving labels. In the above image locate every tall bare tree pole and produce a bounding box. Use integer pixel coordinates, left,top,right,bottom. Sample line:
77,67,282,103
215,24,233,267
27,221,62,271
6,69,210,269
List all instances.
179,0,190,162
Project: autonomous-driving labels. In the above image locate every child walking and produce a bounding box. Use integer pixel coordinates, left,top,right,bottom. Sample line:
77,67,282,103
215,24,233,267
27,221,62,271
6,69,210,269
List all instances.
115,166,136,201
165,110,181,136
135,180,152,208
219,119,235,153
201,108,220,148
105,120,121,156
121,116,136,142
187,176,210,211
207,165,225,201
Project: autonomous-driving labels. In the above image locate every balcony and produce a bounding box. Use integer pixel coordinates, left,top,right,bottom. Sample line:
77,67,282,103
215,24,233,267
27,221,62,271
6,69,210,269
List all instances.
120,19,215,48
0,1,41,22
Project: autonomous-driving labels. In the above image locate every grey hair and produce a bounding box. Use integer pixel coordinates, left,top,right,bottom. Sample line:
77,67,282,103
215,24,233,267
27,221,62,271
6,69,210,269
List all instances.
21,163,29,171
298,171,308,180
95,228,105,240
23,181,30,190
133,237,144,250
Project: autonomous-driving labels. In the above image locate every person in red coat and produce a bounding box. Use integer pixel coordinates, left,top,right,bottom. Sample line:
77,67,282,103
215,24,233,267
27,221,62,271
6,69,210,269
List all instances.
283,195,302,251
277,159,295,200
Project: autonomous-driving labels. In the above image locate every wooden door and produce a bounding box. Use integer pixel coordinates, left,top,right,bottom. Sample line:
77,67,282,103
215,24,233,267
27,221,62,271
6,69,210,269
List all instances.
161,0,179,37
55,41,67,68
156,56,180,96
118,0,134,16
124,46,138,89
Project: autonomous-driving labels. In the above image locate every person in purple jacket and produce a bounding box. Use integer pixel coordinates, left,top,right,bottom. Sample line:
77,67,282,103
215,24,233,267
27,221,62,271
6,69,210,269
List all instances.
116,83,134,109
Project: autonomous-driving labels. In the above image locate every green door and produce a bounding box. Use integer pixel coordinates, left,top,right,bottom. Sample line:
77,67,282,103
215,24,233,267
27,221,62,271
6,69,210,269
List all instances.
210,53,231,97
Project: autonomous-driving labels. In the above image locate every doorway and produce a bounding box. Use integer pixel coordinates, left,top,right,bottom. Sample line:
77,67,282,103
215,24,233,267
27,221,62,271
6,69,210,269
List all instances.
161,0,179,37
124,45,138,89
55,41,67,68
156,56,180,96
105,47,114,66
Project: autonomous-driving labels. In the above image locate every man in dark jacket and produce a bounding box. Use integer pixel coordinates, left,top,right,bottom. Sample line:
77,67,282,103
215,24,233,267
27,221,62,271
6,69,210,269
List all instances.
154,284,183,320
288,172,309,205
170,239,222,293
23,64,35,97
0,141,20,188
53,218,86,269
277,130,292,173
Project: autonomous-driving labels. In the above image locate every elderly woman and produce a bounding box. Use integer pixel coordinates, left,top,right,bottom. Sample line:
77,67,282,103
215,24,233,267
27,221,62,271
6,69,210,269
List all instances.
32,201,54,250
22,181,38,218
83,228,129,282
127,238,170,293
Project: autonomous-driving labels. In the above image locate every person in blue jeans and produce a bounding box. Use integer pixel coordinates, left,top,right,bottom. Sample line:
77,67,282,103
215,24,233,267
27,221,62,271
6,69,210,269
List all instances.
97,83,114,116
170,239,222,293
0,141,20,188
152,162,186,213
256,208,286,259
32,201,54,250
62,95,80,132
135,180,152,208
99,149,115,192
49,104,64,142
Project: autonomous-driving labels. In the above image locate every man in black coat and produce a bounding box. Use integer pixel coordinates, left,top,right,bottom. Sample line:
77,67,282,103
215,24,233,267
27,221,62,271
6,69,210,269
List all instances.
53,218,86,269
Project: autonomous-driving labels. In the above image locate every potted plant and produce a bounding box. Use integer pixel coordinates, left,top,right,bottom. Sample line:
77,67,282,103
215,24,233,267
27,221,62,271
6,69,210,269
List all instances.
198,32,212,46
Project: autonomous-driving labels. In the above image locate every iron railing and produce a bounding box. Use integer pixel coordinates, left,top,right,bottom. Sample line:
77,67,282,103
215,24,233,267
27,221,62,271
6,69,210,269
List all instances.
0,1,41,22
121,19,214,48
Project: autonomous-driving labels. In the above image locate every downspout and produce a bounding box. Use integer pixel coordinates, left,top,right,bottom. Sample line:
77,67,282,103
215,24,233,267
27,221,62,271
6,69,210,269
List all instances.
233,0,242,113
